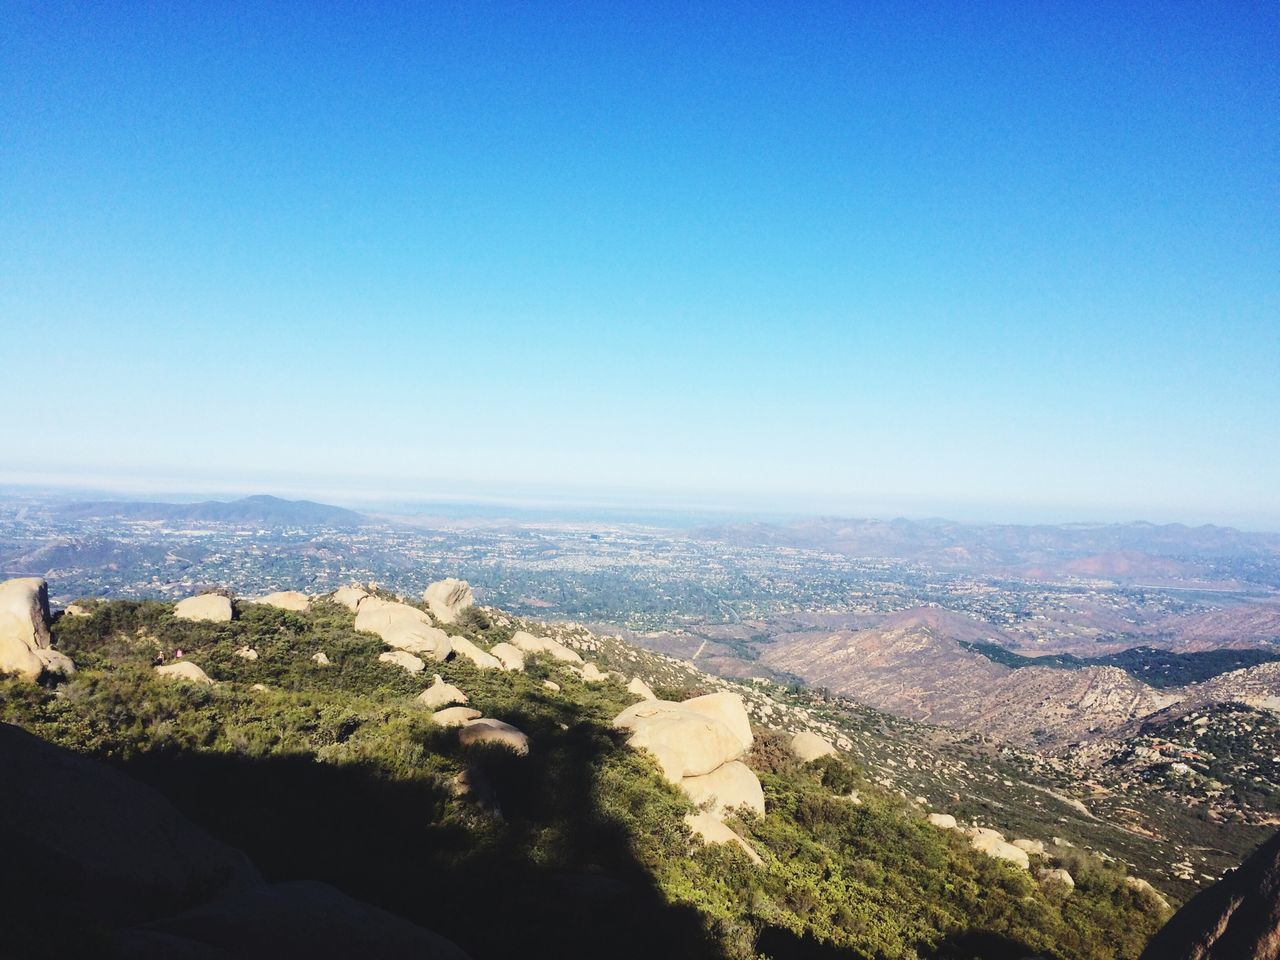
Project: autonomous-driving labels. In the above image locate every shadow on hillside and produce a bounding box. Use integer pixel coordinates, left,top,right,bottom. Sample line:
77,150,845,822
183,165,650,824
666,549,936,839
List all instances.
756,926,872,959
113,717,724,960
923,929,1043,960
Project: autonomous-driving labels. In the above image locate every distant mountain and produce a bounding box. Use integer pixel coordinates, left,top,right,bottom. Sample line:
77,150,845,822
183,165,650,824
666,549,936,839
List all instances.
57,495,366,527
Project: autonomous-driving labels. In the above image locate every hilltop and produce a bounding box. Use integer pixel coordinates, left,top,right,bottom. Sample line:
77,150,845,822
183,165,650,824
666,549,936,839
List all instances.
1,576,1185,959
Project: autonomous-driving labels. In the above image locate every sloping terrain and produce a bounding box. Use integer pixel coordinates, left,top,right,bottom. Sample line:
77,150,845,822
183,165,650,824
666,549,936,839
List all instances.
0,583,1178,960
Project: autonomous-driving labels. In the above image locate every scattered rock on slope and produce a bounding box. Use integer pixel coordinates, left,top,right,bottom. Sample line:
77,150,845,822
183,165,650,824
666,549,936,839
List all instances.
419,675,468,709
1139,829,1279,958
627,677,657,700
155,661,215,685
966,827,1030,870
508,630,583,664
0,577,75,681
790,731,837,762
422,578,474,625
174,594,234,623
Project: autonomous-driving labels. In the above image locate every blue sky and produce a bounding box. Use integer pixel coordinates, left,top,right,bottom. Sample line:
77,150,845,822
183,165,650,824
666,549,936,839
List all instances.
2,2,1277,526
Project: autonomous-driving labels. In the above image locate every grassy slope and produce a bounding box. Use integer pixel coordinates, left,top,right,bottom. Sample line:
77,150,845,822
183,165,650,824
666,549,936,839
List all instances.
0,597,1170,960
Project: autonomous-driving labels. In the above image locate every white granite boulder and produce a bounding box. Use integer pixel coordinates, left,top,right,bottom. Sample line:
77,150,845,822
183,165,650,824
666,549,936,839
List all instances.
489,642,525,672
508,630,583,665
422,578,474,625
355,598,451,661
449,635,502,670
255,591,310,612
419,675,468,709
681,760,765,817
155,661,215,686
627,677,657,700
174,594,233,623
431,707,482,728
331,586,369,611
790,731,837,762
0,577,75,681
378,650,426,674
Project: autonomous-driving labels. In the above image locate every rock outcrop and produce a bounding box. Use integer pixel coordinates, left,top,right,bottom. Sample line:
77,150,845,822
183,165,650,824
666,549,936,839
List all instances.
255,591,310,612
235,646,259,661
1040,867,1075,890
378,650,425,674
928,813,959,830
458,718,529,755
790,731,837,762
1127,875,1172,911
312,651,331,666
614,692,763,862
422,578,474,625
419,675,468,709
355,598,451,661
0,577,75,680
174,594,234,623
508,630,583,664
1139,831,1280,958
155,661,215,685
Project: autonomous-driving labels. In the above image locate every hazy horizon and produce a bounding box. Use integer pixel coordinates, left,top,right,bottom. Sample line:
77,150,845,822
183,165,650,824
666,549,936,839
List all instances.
4,468,1279,534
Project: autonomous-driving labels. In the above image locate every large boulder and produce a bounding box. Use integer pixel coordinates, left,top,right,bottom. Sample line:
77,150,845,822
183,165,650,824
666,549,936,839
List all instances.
118,880,471,960
431,707,482,728
614,699,747,780
681,760,765,817
508,630,583,665
254,591,310,612
1127,876,1172,912
378,650,425,674
331,586,368,611
355,598,451,661
580,662,608,683
489,642,525,672
156,661,215,686
684,812,762,866
0,577,74,681
449,636,502,670
174,594,233,623
928,813,959,831
677,693,753,755
627,677,657,700
422,579,474,625
458,718,529,756
790,731,837,762
419,675,468,709
967,827,1030,870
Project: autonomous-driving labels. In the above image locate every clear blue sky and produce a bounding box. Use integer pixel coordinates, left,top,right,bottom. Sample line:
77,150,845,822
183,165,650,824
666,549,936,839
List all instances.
3,2,1277,526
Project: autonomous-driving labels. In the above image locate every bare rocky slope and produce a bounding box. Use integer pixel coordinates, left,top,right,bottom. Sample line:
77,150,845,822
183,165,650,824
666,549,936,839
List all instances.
759,606,1280,750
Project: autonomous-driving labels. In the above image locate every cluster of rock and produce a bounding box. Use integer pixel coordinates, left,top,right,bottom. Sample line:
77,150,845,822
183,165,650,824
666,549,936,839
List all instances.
419,675,529,755
614,691,765,863
925,812,1092,891
0,578,75,681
